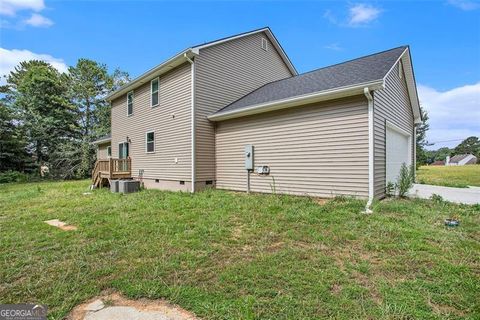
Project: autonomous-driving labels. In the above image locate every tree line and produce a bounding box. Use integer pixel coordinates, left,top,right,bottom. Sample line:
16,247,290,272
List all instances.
0,59,130,180
416,109,479,165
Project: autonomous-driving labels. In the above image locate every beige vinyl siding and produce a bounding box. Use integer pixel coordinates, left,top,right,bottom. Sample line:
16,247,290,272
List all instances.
215,96,369,198
111,62,191,182
373,62,414,198
195,32,294,183
96,142,110,159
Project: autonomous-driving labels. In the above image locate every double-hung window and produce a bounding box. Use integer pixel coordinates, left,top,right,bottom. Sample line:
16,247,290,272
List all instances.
127,91,134,116
146,131,155,153
151,78,159,107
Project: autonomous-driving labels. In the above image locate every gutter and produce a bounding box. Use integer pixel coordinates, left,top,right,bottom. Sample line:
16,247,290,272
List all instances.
90,138,111,145
106,49,198,102
208,80,384,121
363,87,374,214
184,53,196,193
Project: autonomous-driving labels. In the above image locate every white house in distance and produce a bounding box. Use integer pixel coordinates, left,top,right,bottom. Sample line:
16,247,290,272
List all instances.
446,154,478,166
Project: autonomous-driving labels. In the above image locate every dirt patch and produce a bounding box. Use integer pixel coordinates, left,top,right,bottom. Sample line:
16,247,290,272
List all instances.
330,283,342,295
314,198,329,206
44,219,77,231
428,297,466,317
68,291,199,320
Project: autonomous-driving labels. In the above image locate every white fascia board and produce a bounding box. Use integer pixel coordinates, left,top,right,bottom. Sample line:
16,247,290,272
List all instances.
91,138,111,145
106,49,198,102
193,28,297,76
208,80,384,121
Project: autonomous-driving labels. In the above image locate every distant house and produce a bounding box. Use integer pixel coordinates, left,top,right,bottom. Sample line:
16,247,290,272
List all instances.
92,27,421,203
446,154,478,166
431,160,445,166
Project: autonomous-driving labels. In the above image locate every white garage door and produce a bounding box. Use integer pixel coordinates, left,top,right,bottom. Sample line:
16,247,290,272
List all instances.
386,124,411,184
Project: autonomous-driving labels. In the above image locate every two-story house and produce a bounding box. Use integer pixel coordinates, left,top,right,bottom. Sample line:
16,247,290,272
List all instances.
93,27,421,210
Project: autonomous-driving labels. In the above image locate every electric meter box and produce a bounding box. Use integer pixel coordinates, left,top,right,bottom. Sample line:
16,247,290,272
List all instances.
256,166,270,175
245,145,254,170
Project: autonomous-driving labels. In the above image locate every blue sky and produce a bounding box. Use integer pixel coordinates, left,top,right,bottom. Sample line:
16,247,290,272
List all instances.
1,0,479,149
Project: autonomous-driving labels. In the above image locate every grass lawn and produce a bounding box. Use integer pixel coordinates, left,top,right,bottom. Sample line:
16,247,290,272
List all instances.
1,180,479,319
416,165,480,188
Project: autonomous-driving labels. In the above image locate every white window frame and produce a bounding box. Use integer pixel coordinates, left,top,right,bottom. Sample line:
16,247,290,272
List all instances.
150,77,159,108
261,37,268,51
145,131,155,153
106,146,111,158
127,91,134,116
118,141,129,159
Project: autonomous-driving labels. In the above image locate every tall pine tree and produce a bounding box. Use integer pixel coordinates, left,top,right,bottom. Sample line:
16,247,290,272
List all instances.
67,59,130,177
6,61,78,173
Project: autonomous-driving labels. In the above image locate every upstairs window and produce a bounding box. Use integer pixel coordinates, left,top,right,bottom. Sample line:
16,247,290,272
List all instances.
127,91,134,116
398,61,404,79
261,37,268,51
146,131,155,153
151,78,159,107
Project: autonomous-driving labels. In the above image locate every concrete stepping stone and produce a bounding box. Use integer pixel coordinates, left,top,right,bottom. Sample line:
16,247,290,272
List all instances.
68,292,198,320
84,300,104,312
44,219,78,231
85,306,169,320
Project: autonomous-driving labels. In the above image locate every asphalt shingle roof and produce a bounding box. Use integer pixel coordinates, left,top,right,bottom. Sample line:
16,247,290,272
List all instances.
450,154,475,163
92,133,111,144
214,46,408,115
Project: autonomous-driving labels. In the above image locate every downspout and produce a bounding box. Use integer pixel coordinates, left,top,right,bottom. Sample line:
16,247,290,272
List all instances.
364,87,374,214
413,125,417,180
184,53,195,193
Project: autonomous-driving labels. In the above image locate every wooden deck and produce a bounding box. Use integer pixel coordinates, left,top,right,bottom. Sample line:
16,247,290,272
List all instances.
92,158,131,188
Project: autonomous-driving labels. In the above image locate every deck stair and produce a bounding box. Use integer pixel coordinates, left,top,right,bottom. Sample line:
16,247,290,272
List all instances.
91,158,132,188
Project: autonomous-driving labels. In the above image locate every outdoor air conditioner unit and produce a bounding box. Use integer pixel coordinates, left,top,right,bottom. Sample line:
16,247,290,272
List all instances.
110,180,120,193
118,180,140,194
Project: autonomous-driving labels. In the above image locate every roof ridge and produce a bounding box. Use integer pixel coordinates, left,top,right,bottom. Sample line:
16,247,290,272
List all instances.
192,26,270,48
294,45,408,78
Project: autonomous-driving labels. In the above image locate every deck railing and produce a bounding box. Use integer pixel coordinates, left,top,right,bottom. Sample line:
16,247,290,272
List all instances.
92,157,131,181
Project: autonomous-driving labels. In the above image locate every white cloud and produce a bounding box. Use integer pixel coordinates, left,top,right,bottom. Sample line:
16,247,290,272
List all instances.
0,0,44,16
0,0,53,29
448,0,479,11
418,83,480,149
348,4,381,26
324,43,343,51
324,4,381,27
24,13,52,27
0,47,68,84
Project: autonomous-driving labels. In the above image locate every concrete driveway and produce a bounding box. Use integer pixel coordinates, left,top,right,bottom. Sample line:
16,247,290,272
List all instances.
408,184,480,205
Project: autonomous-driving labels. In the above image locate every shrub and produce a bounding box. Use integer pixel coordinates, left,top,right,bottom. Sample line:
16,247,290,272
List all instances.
0,171,29,184
397,163,414,197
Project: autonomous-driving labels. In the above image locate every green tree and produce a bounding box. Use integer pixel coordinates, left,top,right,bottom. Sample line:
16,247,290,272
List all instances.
67,59,130,177
434,147,453,162
454,136,480,156
0,97,30,172
416,106,430,166
6,61,77,172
